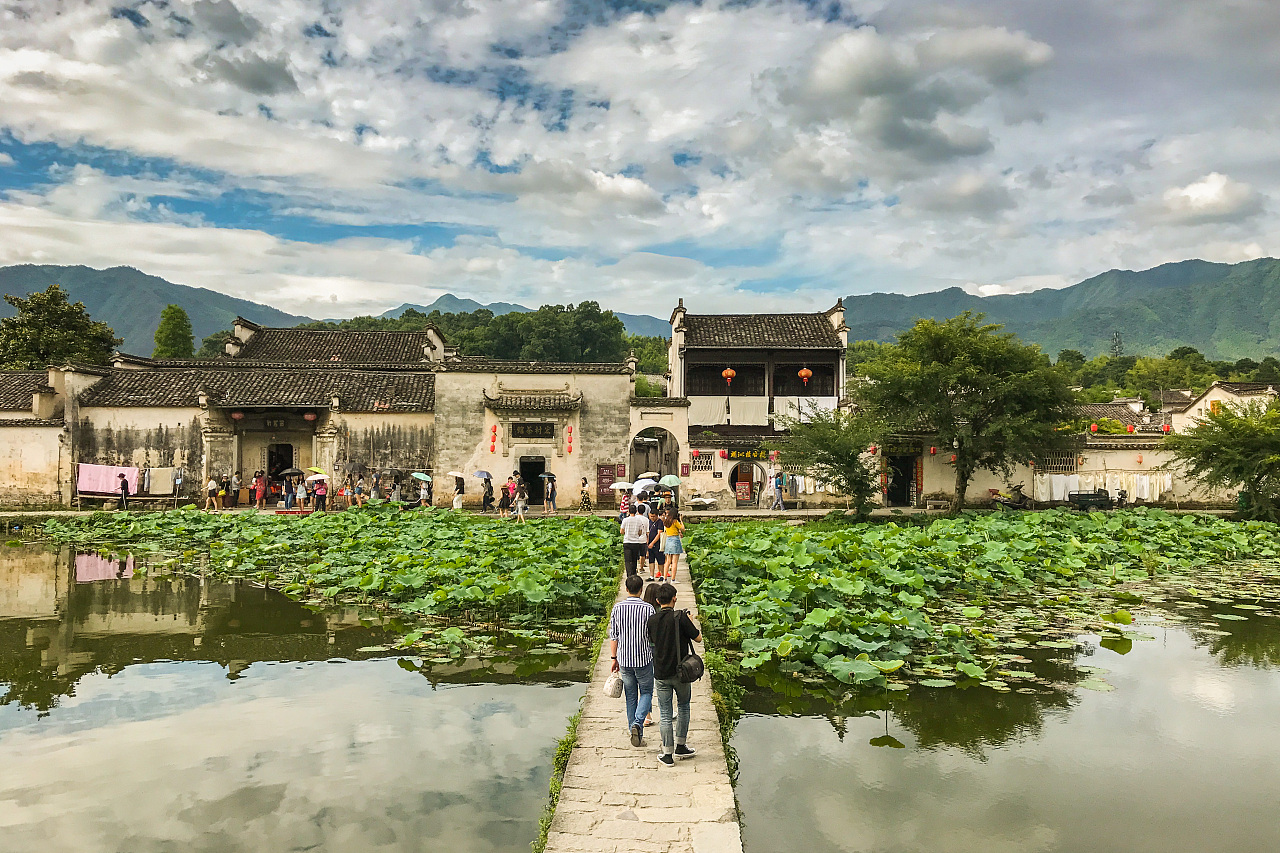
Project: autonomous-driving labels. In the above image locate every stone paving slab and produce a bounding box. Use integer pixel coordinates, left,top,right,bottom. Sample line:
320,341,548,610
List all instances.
545,570,742,853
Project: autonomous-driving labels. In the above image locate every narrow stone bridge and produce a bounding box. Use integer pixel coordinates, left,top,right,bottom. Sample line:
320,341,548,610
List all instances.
544,567,743,853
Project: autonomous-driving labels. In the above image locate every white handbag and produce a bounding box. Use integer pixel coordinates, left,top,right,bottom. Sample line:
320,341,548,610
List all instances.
602,673,624,698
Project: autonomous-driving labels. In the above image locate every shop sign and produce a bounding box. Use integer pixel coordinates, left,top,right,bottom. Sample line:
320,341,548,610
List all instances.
511,422,555,439
616,463,626,478
597,465,616,498
735,480,753,501
680,463,690,477
725,448,768,460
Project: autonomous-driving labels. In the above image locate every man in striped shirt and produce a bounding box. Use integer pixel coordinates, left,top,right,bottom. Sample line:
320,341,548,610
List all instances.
609,574,656,747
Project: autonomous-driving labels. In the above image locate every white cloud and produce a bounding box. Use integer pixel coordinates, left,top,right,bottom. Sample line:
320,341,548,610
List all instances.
1162,172,1263,224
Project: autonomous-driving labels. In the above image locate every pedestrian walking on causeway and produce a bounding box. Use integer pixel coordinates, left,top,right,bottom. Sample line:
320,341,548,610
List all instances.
609,574,656,748
647,583,700,766
620,503,648,577
579,477,592,513
662,507,686,582
116,473,129,510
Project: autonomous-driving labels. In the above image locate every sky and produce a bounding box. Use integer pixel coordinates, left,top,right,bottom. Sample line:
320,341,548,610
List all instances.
0,0,1276,320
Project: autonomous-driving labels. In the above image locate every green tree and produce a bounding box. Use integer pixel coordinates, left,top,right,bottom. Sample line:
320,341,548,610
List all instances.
768,407,883,517
1162,399,1280,522
628,334,669,374
1055,349,1086,371
857,312,1077,512
0,285,121,368
196,329,231,358
152,304,195,358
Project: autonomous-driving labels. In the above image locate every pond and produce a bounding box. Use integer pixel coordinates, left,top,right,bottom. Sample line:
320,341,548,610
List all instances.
732,605,1280,853
0,545,588,853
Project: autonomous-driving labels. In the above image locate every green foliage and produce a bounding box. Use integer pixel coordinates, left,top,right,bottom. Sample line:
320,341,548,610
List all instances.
42,508,620,637
690,510,1280,689
1162,399,1280,522
152,304,195,358
196,329,231,358
627,334,669,374
298,302,630,363
857,312,1077,511
0,285,121,368
767,407,883,517
633,374,664,397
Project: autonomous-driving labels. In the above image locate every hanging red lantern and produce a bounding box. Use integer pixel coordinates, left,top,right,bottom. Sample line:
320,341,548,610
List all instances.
1137,454,1143,464
230,411,244,420
722,367,736,386
1029,460,1036,467
690,449,700,458
868,445,877,454
490,443,496,453
567,425,573,434
1090,423,1098,433
950,454,957,463
929,446,937,455
1126,424,1135,434
797,367,813,386
1162,423,1171,433
567,445,573,454
719,450,728,459
303,412,317,422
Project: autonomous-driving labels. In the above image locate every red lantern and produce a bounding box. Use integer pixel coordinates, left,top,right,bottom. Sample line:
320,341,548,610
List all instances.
1090,423,1098,433
797,367,813,386
719,450,728,459
930,446,937,455
691,449,700,458
868,445,877,454
230,411,244,421
567,425,573,434
490,443,496,453
491,424,498,434
950,454,957,463
1137,454,1143,464
303,412,317,422
1126,424,1135,434
722,367,736,387
1162,423,1171,433
567,446,573,454
1029,460,1036,467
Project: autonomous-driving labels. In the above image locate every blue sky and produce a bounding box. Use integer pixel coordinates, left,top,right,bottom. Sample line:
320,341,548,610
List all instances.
0,0,1275,319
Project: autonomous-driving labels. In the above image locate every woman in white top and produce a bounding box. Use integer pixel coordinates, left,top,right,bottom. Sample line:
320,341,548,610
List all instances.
205,477,220,512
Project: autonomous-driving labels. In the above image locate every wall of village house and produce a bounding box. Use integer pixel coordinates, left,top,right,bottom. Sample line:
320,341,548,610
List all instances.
681,452,847,508
431,372,632,507
1171,387,1274,434
0,424,66,506
332,413,435,481
75,407,204,498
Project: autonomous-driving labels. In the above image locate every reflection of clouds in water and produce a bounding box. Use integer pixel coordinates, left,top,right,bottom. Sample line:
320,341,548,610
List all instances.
735,627,1280,853
0,660,582,853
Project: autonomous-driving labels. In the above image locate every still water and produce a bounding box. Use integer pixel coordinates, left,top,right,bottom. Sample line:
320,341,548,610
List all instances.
0,546,587,853
734,609,1280,853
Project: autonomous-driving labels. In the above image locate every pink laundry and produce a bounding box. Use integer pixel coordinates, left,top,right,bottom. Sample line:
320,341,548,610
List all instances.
75,553,134,582
77,463,139,495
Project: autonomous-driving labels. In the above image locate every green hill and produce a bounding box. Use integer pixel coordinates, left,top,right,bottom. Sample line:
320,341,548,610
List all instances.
846,258,1280,359
0,265,311,355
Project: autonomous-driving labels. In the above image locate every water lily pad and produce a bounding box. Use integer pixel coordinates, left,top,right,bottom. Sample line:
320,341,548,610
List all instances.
356,645,391,653
1079,678,1115,692
1232,604,1263,610
869,735,906,748
1212,613,1249,621
919,678,956,688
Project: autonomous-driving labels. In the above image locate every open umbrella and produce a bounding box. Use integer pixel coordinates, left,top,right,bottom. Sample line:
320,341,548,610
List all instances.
473,471,492,479
280,468,305,477
539,472,556,478
411,472,432,482
659,474,682,487
307,467,327,475
305,473,328,482
446,471,465,478
638,471,660,479
632,478,658,494
384,468,404,478
610,481,635,490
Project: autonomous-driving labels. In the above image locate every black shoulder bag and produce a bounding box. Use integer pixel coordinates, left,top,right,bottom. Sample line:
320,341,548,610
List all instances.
676,609,705,683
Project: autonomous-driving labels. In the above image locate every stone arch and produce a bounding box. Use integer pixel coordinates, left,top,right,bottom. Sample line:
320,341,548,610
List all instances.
628,426,681,486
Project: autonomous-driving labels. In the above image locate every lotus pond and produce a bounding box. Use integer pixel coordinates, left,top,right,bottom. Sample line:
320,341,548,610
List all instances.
0,543,589,853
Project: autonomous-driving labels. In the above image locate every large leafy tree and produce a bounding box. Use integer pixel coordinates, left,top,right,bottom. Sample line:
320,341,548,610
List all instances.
0,285,121,368
857,312,1077,512
152,304,195,358
196,329,231,358
1162,399,1280,521
768,407,883,517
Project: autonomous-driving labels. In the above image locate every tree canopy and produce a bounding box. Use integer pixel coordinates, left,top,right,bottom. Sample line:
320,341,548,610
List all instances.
0,285,121,369
856,312,1077,511
1162,399,1280,522
768,407,883,517
196,329,231,358
152,304,195,358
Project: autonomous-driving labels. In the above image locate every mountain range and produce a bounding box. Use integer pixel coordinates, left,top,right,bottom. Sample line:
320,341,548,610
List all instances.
844,257,1280,360
4,258,1280,360
0,265,669,354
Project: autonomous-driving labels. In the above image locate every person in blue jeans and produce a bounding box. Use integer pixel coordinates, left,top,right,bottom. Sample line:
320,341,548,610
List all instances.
608,573,656,747
647,582,701,766
771,470,786,511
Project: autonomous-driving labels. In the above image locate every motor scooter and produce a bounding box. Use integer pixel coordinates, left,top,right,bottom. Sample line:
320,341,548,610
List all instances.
989,483,1031,510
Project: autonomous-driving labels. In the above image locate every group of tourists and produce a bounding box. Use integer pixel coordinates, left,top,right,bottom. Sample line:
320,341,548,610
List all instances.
608,575,702,765
620,500,685,582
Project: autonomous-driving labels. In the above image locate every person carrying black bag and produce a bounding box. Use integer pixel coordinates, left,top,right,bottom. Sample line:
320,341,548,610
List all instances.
646,582,701,767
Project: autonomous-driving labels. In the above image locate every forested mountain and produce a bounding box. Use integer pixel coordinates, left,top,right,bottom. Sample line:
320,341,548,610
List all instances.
382,296,671,337
0,265,310,354
846,258,1280,359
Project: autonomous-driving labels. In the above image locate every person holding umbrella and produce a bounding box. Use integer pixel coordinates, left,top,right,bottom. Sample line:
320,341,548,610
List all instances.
543,473,557,515
514,479,529,522
479,473,495,512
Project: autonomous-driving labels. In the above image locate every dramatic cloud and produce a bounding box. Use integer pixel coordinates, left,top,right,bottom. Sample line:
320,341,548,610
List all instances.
0,0,1275,317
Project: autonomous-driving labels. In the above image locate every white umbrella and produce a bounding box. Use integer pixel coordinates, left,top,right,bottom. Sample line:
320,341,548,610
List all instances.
445,471,466,478
632,478,658,494
638,471,660,479
610,481,635,490
305,473,328,482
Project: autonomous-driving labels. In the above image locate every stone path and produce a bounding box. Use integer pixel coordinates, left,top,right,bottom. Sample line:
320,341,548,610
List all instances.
545,568,742,853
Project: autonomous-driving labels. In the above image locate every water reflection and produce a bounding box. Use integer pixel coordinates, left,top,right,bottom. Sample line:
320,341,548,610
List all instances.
0,545,586,853
734,618,1280,853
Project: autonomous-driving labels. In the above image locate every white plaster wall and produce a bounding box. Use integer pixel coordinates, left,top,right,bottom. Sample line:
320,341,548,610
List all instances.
0,425,65,505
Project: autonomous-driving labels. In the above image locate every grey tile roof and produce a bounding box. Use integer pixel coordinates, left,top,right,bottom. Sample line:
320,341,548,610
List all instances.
483,392,582,411
435,359,631,374
0,418,63,427
1215,382,1277,396
1077,403,1171,433
631,396,691,407
235,329,437,363
0,371,47,411
78,367,435,412
681,314,841,349
1157,390,1195,411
